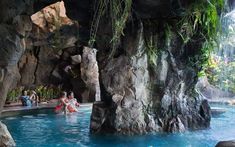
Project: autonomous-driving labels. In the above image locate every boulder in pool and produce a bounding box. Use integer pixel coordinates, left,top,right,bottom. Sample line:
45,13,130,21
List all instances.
216,140,235,147
0,121,16,147
211,107,227,116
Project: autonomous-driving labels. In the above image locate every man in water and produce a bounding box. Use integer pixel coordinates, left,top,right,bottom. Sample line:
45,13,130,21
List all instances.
20,90,32,107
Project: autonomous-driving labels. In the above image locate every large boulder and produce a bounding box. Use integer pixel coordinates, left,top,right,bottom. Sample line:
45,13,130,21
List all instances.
0,122,16,147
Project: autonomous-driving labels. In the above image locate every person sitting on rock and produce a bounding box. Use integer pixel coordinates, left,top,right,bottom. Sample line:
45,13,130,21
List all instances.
54,91,69,114
67,91,80,112
19,90,32,107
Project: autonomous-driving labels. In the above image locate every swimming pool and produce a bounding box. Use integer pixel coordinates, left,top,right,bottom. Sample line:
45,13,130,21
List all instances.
1,104,235,147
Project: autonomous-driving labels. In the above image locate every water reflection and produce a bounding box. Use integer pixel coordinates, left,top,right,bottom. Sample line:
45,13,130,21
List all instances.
65,113,79,124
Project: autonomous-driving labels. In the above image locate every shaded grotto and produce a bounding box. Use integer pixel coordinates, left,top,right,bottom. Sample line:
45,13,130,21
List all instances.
0,0,225,135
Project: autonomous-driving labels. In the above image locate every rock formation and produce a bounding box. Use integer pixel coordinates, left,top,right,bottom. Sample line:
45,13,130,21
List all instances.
216,140,235,147
0,0,34,112
89,16,211,134
196,77,235,99
64,0,213,134
81,47,101,102
0,122,16,147
0,0,217,135
0,1,100,104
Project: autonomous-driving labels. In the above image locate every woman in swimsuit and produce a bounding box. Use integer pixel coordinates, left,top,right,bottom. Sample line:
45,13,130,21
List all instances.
54,91,69,114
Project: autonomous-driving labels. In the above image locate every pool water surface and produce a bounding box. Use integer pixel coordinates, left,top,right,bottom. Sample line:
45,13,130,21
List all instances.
2,104,235,147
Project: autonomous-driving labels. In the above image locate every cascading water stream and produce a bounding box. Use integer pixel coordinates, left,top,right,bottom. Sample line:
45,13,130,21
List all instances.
208,2,235,94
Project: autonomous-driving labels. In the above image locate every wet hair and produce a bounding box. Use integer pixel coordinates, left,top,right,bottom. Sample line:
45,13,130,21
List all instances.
60,91,67,97
22,90,27,95
68,91,74,96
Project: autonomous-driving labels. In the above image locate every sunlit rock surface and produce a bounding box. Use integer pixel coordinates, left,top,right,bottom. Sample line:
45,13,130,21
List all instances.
0,122,15,147
81,47,101,102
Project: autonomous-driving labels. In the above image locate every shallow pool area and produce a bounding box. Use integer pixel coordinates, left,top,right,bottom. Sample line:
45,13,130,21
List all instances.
1,104,235,147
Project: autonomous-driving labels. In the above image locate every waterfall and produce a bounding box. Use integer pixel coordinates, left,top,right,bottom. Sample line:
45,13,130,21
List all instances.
209,2,235,94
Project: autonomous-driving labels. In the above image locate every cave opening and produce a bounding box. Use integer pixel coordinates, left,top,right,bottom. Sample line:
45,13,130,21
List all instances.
5,1,95,105
1,0,235,146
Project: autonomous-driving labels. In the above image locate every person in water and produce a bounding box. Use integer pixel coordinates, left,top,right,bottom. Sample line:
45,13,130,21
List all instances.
19,90,32,107
67,91,80,112
29,90,39,106
54,91,69,114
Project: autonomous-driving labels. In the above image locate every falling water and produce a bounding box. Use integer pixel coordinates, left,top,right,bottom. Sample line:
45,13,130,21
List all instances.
210,1,235,94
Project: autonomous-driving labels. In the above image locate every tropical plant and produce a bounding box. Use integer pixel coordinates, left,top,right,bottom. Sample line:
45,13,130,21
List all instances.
6,87,24,103
89,0,132,58
205,54,235,93
176,0,224,69
35,85,62,102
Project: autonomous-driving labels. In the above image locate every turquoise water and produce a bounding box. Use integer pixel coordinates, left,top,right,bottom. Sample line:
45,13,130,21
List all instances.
1,104,235,147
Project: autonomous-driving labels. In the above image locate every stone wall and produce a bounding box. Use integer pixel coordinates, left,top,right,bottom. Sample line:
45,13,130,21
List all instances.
5,1,99,103
0,0,34,112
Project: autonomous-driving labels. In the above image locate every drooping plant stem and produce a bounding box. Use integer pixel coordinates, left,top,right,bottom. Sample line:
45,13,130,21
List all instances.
89,0,132,58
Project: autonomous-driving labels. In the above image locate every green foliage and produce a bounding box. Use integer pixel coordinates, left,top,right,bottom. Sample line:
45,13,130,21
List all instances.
89,0,109,47
6,85,62,103
145,36,158,66
177,0,224,69
178,0,222,42
109,0,132,58
35,85,62,102
89,0,132,58
6,87,24,103
205,55,235,93
142,20,159,66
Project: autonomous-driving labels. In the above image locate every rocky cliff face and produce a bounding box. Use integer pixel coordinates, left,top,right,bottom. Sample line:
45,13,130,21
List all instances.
64,0,212,134
0,1,99,104
0,0,34,112
89,16,210,134
0,0,212,135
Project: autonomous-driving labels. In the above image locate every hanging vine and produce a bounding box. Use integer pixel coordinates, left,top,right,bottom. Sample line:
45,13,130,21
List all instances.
109,0,132,58
177,0,224,69
88,0,132,58
88,0,109,47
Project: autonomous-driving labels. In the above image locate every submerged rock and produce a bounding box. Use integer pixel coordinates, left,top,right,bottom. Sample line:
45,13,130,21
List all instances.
211,107,227,116
216,140,235,147
0,122,16,147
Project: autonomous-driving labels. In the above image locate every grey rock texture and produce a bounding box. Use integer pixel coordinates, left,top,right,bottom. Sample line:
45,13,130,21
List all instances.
0,122,16,147
88,18,211,134
20,2,100,103
216,140,235,147
0,0,33,112
0,0,212,135
196,77,235,99
81,47,101,102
